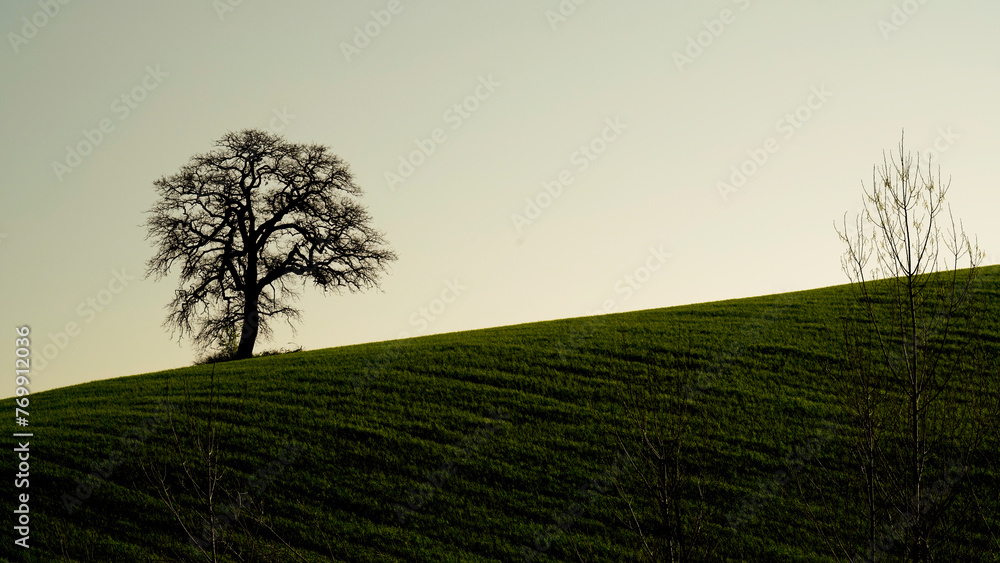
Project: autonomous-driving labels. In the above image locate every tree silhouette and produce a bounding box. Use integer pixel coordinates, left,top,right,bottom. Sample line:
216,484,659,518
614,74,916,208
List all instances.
145,129,396,359
815,132,997,561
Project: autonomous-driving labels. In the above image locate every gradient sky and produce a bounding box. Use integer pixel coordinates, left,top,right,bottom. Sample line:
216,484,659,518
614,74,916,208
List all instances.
2,0,998,396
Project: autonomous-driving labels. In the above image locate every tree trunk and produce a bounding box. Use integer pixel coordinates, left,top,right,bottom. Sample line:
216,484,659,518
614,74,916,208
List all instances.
234,292,259,360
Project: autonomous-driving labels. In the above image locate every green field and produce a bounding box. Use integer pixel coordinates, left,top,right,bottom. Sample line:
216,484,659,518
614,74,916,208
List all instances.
3,267,999,562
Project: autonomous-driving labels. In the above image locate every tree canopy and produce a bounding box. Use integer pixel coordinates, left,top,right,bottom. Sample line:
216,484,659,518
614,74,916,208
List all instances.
145,129,397,359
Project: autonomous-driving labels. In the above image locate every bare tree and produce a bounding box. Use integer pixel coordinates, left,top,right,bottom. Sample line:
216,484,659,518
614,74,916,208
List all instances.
145,129,397,359
827,132,999,561
609,326,719,562
136,367,314,562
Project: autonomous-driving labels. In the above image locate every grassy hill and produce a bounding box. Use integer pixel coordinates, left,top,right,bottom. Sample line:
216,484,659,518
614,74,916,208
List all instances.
3,266,999,562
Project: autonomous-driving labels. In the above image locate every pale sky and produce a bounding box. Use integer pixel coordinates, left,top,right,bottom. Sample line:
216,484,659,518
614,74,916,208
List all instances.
2,1,998,396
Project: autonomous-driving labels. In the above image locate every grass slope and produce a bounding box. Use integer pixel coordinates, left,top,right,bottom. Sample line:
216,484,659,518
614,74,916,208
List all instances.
3,266,999,562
